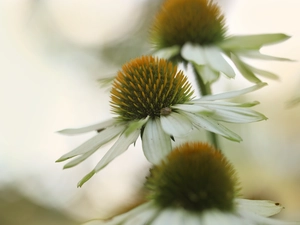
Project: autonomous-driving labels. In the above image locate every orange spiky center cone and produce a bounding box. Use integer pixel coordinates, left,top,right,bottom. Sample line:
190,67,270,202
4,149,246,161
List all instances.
110,56,194,121
150,0,227,49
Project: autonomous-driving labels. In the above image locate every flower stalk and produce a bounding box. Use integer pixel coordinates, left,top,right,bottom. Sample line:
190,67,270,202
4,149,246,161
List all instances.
192,65,219,149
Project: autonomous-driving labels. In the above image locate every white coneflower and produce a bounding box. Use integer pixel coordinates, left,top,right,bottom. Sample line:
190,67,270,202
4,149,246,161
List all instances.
82,142,297,225
57,56,266,187
150,0,291,84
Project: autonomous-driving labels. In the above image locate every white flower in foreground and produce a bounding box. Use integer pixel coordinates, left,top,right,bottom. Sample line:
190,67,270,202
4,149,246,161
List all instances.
83,142,298,225
151,0,291,84
56,56,267,187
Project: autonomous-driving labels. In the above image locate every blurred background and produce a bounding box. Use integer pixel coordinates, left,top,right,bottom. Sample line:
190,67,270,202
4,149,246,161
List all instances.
0,0,300,224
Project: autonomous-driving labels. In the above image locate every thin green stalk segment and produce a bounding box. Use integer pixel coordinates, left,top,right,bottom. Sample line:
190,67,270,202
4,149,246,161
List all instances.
192,66,220,150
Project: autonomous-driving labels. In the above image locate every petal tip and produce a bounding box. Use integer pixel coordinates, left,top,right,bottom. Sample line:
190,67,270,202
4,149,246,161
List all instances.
55,157,68,163
77,170,96,188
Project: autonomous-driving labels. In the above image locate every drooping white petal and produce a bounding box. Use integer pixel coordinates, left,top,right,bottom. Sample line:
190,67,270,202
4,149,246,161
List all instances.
197,83,267,101
204,46,236,78
77,126,140,187
230,53,262,83
237,50,293,61
56,124,126,162
194,63,220,84
124,116,149,136
219,33,290,51
142,118,172,164
151,208,185,225
202,210,247,225
236,199,283,217
94,127,140,172
82,202,155,225
123,204,159,225
182,111,242,142
63,147,99,169
82,220,105,225
238,209,299,225
153,46,180,59
181,211,203,225
246,64,280,80
160,112,193,137
181,42,206,65
58,119,116,135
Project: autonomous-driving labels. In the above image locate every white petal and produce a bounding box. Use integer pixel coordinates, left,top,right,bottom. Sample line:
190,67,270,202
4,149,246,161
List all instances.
142,118,172,164
181,42,206,65
63,148,98,169
182,111,242,142
82,220,105,225
160,112,193,137
194,63,220,84
182,211,203,225
153,46,180,59
236,199,283,217
211,108,267,123
151,208,185,225
83,202,155,225
191,101,267,123
56,124,126,162
123,204,159,225
172,104,213,113
77,126,140,187
204,46,235,78
197,83,267,101
230,53,261,83
124,117,149,136
237,50,293,61
190,100,260,107
219,33,290,50
94,127,140,172
246,64,280,80
202,210,246,225
238,209,299,225
58,119,116,135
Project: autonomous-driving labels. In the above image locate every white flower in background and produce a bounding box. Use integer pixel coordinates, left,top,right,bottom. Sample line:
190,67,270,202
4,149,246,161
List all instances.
56,56,266,187
82,142,297,225
151,0,291,84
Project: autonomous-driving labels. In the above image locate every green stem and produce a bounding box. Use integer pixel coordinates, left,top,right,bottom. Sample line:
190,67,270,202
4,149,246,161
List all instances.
192,65,219,150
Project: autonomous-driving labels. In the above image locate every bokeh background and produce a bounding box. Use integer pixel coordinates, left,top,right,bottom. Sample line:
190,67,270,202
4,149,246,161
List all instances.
0,0,300,224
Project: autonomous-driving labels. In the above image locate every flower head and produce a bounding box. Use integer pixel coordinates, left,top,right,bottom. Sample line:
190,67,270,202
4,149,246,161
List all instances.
110,56,193,121
146,142,238,212
56,56,267,187
151,0,291,84
150,0,226,49
82,142,294,225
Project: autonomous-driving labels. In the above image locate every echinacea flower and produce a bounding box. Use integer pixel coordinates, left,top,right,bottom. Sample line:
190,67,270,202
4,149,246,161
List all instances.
82,142,297,225
56,56,266,187
151,0,291,84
